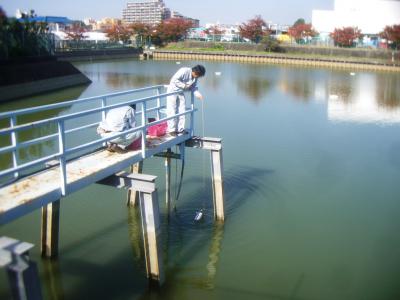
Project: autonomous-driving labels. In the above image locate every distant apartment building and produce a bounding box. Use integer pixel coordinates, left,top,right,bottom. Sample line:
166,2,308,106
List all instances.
122,0,170,25
171,11,200,27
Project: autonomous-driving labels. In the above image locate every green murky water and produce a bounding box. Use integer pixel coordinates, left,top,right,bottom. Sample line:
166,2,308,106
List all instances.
1,59,400,300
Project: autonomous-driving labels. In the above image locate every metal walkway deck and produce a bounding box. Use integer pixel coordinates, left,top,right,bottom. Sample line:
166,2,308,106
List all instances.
0,132,191,224
0,85,225,286
0,85,195,224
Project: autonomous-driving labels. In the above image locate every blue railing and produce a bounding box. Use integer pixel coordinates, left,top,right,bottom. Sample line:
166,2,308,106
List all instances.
0,85,196,194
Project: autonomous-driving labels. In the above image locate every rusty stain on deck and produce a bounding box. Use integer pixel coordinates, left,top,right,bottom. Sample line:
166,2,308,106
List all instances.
0,133,183,219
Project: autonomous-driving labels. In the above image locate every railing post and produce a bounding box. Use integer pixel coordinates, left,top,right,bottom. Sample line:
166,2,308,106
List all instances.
57,121,67,196
10,116,19,179
141,101,147,158
156,87,161,120
190,91,195,136
101,97,107,121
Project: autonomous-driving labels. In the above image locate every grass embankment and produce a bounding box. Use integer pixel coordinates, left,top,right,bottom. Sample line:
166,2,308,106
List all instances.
163,43,398,66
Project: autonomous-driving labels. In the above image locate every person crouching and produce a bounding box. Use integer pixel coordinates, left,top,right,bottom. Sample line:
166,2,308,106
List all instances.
97,104,141,153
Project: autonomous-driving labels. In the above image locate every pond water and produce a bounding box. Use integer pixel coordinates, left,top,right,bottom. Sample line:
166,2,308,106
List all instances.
1,59,400,300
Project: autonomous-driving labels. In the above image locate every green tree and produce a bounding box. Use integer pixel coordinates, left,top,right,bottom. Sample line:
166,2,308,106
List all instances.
261,35,281,52
0,7,51,59
293,18,305,26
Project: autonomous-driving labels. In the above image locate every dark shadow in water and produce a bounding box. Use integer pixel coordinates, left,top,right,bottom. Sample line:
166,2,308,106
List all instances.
34,166,276,300
376,74,400,109
327,73,354,104
38,216,148,300
277,71,315,102
237,77,272,103
135,166,276,299
84,71,170,89
203,75,222,91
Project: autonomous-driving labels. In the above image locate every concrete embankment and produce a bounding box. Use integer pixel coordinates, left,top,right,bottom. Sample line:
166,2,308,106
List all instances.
0,57,91,102
153,50,400,72
56,48,141,62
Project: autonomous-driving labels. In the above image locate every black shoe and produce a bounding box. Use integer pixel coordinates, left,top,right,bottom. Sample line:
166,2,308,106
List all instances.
108,143,128,154
106,144,115,152
177,129,188,135
167,131,178,137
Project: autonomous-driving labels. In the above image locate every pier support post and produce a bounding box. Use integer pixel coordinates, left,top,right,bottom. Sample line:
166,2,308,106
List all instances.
97,172,164,285
185,137,225,221
165,149,172,213
139,190,164,284
210,148,225,221
0,236,43,300
41,200,60,258
127,162,143,207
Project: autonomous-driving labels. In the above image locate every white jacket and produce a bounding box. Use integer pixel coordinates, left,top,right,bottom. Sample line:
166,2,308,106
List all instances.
98,106,136,132
167,67,199,93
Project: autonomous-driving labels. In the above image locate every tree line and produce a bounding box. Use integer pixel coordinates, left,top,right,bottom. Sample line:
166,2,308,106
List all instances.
0,7,53,59
1,5,400,60
238,16,400,49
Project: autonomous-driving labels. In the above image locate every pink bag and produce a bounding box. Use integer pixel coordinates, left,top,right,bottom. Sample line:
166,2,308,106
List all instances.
147,122,167,137
127,138,142,150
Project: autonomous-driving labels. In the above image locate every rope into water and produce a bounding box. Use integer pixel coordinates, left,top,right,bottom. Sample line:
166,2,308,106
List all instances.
201,99,206,211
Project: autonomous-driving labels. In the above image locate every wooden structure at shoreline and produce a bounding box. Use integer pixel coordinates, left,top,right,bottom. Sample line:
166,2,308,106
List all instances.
154,50,400,72
0,86,225,287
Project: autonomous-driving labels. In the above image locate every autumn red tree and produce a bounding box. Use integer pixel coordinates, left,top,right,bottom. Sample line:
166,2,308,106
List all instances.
130,22,152,47
153,18,193,44
66,23,87,41
106,24,132,43
380,24,400,49
288,23,317,43
330,27,362,47
239,15,268,43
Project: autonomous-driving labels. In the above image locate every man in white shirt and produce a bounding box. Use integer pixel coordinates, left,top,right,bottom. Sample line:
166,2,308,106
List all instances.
97,104,141,153
166,64,206,135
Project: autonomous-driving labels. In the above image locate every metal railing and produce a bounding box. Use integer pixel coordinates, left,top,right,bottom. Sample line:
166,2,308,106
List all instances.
0,85,196,194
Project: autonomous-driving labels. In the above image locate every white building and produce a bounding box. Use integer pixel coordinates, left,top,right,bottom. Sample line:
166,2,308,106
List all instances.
312,0,400,34
122,0,170,25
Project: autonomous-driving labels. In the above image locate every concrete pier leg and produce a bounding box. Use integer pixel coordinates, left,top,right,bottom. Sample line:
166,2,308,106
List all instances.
41,200,60,258
165,155,171,213
139,190,165,285
97,172,164,285
211,148,225,221
127,162,143,207
185,137,225,222
1,237,43,300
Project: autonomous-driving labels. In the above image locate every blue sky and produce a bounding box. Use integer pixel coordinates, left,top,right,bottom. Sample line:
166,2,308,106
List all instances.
1,0,333,25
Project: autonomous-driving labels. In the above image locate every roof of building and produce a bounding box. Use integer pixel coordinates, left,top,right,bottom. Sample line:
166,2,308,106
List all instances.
18,16,73,24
